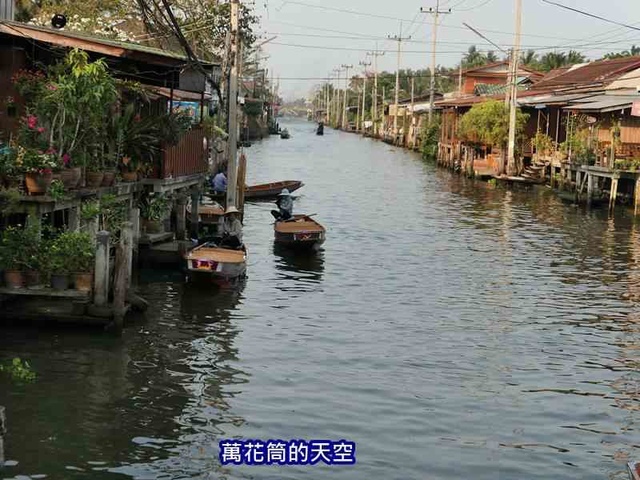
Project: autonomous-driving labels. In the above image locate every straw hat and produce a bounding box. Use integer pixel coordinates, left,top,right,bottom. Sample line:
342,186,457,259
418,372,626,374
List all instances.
278,189,291,196
225,206,240,214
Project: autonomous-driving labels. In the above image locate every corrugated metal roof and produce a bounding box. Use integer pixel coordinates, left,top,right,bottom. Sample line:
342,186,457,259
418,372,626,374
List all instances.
0,20,219,67
563,94,640,112
532,56,640,90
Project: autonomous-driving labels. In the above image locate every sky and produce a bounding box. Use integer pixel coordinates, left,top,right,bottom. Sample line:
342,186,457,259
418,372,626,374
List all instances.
252,0,640,100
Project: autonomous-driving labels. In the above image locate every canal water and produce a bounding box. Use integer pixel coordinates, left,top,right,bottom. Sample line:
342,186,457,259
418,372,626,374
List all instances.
1,119,640,479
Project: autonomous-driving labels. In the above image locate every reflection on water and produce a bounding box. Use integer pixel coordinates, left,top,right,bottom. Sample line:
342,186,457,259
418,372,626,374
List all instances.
1,119,640,480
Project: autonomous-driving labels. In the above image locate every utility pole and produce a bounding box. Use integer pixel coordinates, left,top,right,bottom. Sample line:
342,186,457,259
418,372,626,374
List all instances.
507,0,522,176
226,0,240,210
422,1,451,125
388,25,411,140
341,64,353,130
410,76,415,147
368,44,385,138
359,58,371,133
332,67,341,127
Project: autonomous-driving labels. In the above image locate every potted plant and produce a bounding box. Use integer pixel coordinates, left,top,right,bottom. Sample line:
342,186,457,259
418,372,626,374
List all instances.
0,145,18,188
0,224,41,288
60,231,95,292
84,155,104,188
48,234,71,290
139,192,170,234
20,148,59,195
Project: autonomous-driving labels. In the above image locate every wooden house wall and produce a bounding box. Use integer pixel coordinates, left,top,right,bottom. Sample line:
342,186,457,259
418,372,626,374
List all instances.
0,47,26,141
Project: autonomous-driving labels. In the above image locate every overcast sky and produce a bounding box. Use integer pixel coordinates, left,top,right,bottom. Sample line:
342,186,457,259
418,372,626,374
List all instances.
253,0,640,100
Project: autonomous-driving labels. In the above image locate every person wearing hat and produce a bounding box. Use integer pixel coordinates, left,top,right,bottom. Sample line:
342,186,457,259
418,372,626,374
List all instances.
271,188,293,221
220,206,243,248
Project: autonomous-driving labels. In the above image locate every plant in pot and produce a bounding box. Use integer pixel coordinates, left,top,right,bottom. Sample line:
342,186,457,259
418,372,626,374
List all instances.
59,231,95,292
0,224,41,288
0,144,19,188
20,148,59,195
48,234,71,290
139,192,170,234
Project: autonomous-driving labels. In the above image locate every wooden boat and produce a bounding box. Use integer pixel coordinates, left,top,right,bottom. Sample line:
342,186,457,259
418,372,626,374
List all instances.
185,243,247,284
280,129,290,139
628,462,640,480
245,180,304,200
274,215,326,250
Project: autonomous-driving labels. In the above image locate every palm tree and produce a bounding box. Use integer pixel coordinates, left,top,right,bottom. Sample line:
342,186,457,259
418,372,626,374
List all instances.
566,50,586,65
540,51,567,71
520,50,539,68
486,51,498,63
462,45,487,68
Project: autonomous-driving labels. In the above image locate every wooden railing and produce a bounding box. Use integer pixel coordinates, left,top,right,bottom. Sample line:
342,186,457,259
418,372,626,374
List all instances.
160,127,208,179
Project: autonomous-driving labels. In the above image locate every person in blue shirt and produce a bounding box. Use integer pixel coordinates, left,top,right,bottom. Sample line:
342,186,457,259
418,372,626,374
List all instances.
212,170,227,193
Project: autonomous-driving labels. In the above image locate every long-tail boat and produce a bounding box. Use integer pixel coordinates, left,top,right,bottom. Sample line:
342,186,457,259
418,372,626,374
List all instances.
274,215,326,251
245,180,304,200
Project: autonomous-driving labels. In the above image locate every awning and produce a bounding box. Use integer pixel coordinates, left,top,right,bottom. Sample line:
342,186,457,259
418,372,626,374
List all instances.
146,86,211,101
562,94,640,112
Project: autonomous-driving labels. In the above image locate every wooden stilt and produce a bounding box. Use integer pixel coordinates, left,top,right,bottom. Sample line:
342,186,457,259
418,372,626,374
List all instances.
175,197,187,241
635,178,640,216
587,174,594,207
190,191,200,239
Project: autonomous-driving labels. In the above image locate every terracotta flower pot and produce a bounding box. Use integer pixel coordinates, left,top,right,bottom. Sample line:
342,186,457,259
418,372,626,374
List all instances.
121,171,138,182
101,171,116,187
4,270,23,289
60,169,77,189
73,272,93,292
85,171,104,189
23,269,42,287
25,172,53,195
142,219,163,234
50,273,70,291
70,167,82,188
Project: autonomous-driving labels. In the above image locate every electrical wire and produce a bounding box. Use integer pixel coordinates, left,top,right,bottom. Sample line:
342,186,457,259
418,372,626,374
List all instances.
541,0,640,33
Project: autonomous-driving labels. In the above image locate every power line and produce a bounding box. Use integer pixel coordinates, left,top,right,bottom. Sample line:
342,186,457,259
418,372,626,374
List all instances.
456,0,495,11
541,0,640,33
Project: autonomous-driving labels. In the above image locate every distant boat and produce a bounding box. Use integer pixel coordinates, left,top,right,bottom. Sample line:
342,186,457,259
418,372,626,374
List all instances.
185,243,247,285
316,123,324,135
274,214,326,251
280,129,291,139
245,180,304,200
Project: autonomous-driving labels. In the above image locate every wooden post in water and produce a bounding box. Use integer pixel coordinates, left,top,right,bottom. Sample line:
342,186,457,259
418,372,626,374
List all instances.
112,222,132,335
635,178,640,216
94,231,110,307
130,207,140,246
175,196,187,241
237,153,247,222
190,191,200,239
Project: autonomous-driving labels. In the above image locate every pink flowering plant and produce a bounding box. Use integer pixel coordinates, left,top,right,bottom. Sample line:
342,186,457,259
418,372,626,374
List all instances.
18,148,59,175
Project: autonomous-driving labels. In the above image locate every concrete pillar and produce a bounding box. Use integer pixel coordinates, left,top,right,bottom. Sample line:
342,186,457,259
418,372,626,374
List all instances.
26,205,41,238
68,206,80,231
587,174,594,207
190,192,200,240
175,197,187,241
94,231,110,307
610,178,619,213
576,170,582,192
87,217,99,247
122,221,133,287
130,207,140,247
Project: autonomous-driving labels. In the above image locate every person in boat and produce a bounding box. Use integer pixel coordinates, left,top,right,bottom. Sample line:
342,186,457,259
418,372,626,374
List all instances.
211,169,227,193
271,189,293,221
220,206,243,249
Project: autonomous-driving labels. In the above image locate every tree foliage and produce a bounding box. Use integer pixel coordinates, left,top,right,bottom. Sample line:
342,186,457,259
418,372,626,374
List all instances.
19,0,259,60
458,100,529,148
602,45,640,60
520,49,586,72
